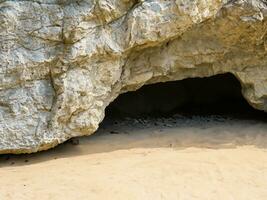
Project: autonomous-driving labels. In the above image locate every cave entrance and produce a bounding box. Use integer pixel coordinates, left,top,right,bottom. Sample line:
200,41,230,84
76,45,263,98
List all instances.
105,73,266,120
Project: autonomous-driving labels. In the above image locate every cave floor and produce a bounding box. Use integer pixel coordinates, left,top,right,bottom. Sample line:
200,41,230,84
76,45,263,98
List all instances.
1,115,267,200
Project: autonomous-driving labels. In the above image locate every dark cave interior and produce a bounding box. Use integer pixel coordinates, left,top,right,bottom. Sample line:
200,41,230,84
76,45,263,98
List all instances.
105,73,267,120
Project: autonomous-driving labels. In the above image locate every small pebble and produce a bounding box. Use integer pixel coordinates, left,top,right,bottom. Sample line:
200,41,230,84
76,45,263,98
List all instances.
110,131,119,134
70,139,80,145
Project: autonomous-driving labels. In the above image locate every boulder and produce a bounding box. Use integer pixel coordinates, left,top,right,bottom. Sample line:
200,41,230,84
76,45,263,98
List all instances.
0,0,266,153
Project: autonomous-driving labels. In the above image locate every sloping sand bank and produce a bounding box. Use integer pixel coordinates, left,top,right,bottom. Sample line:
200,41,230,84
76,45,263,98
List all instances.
1,116,267,200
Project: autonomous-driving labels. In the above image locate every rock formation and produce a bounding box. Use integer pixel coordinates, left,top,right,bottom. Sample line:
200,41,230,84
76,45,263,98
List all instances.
0,0,266,153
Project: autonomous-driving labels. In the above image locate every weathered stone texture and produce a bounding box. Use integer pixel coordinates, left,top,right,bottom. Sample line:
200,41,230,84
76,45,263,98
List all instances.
0,0,266,153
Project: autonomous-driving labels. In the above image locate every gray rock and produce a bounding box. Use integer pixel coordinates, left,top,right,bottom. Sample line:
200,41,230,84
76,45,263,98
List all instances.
0,0,267,153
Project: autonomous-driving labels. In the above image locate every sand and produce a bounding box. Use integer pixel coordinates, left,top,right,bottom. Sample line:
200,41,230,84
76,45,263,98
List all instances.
1,115,267,200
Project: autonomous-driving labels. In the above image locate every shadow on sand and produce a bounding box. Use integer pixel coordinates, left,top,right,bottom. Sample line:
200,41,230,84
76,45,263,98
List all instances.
1,114,267,168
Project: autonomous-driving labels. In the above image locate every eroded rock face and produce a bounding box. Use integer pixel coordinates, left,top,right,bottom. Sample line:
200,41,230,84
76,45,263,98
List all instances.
0,0,266,153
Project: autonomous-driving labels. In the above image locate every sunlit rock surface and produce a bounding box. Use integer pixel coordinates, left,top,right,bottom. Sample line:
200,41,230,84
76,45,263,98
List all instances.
0,0,266,153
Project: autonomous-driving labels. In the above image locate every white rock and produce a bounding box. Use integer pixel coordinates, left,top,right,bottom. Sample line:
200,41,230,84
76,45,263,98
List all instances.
0,0,267,153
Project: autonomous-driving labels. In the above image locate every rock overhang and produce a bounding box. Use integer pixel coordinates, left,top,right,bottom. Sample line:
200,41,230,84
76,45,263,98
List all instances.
0,0,266,153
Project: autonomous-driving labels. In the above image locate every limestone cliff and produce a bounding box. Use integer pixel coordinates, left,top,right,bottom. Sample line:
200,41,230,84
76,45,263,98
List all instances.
0,0,266,153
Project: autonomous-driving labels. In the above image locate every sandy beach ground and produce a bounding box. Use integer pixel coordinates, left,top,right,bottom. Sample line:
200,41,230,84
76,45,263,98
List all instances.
1,115,267,200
